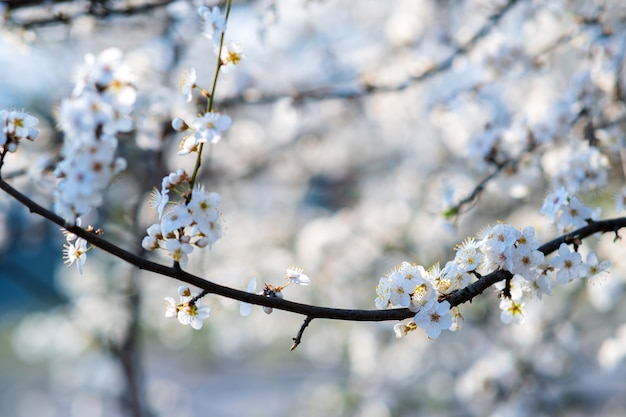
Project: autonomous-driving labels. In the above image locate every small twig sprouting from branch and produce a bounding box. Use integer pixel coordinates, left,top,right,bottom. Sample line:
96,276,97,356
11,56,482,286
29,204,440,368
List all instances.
444,160,513,218
291,316,314,351
445,136,539,219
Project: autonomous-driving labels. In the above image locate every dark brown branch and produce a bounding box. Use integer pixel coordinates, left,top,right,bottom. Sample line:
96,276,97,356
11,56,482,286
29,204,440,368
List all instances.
0,176,413,321
444,218,626,306
2,176,626,323
290,316,313,351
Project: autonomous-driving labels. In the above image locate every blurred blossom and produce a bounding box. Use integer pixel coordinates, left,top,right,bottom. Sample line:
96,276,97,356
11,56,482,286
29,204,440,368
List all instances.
179,68,197,102
587,267,624,313
541,142,609,194
540,187,569,219
13,310,90,362
615,186,626,213
198,5,226,48
239,277,257,316
598,324,626,369
54,48,136,223
455,349,515,404
16,390,57,417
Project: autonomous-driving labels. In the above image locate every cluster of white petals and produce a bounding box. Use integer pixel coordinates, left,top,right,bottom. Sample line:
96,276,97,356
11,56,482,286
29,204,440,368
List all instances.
53,48,136,224
164,286,211,330
377,192,612,338
541,187,600,232
0,109,39,153
376,261,450,339
152,3,251,329
142,169,224,266
173,111,232,155
542,142,609,194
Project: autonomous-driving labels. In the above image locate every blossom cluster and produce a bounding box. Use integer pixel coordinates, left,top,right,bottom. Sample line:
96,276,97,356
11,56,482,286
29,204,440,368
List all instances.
172,111,232,155
197,4,245,72
377,191,611,338
542,141,609,194
167,5,244,156
164,286,211,330
53,48,136,223
0,109,39,154
541,187,600,233
142,169,224,266
375,261,454,339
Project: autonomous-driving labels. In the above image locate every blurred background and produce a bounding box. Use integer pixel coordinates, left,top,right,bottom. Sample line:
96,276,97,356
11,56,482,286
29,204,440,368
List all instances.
1,0,626,416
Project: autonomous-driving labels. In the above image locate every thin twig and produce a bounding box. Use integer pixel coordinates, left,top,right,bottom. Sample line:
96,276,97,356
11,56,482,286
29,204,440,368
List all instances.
290,316,313,351
445,161,512,218
445,138,538,218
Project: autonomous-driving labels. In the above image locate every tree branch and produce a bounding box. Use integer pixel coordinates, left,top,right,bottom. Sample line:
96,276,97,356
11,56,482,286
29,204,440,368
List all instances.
1,176,625,324
221,0,519,107
4,0,180,29
290,316,313,351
